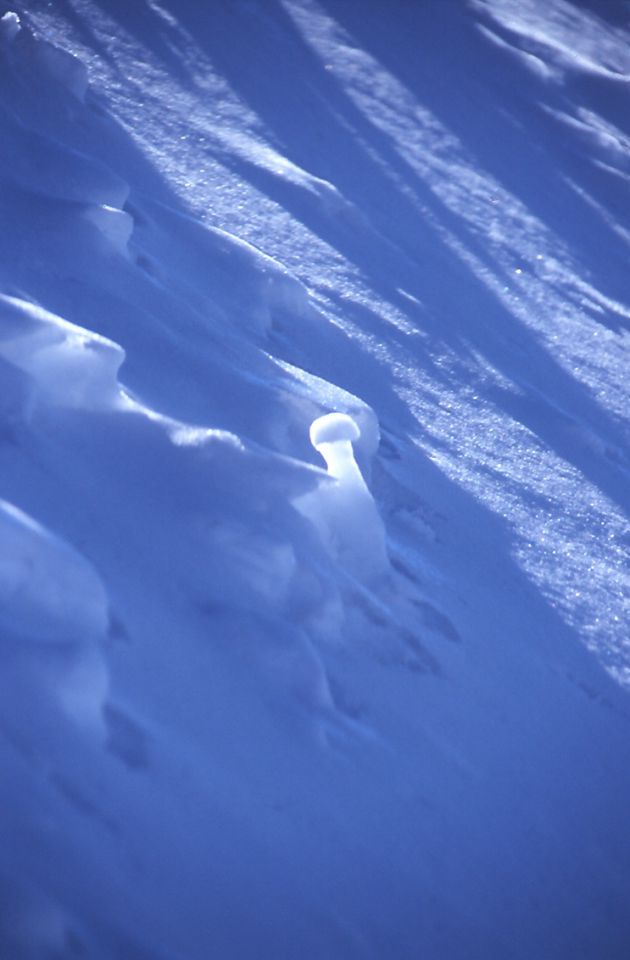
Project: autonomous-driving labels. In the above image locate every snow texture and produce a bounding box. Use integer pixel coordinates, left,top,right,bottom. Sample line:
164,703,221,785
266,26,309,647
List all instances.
0,498,108,644
0,1,629,958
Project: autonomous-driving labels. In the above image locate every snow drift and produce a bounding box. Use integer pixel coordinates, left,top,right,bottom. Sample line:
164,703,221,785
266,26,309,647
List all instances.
1,1,629,958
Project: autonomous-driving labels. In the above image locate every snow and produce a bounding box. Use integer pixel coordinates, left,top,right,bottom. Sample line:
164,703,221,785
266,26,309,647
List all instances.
0,498,108,644
0,295,126,411
0,10,20,42
310,411,361,449
298,412,389,583
1,0,630,957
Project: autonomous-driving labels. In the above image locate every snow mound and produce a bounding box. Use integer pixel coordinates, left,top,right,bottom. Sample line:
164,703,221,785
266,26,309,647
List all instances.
0,499,108,644
0,295,125,411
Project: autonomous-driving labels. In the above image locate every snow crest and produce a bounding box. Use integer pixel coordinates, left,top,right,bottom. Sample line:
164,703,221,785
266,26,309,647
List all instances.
0,295,126,411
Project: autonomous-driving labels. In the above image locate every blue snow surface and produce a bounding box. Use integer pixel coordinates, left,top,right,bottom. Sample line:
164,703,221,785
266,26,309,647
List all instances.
0,0,629,957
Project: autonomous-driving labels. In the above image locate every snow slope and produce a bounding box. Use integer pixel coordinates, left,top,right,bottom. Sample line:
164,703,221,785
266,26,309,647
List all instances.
1,1,629,957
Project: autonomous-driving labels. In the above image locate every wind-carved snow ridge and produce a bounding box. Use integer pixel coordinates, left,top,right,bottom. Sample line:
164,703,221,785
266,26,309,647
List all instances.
0,295,127,413
0,298,116,736
295,413,390,586
142,198,316,338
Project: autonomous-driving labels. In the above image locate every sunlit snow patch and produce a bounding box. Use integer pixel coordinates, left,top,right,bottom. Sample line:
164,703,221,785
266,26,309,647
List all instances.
0,295,126,411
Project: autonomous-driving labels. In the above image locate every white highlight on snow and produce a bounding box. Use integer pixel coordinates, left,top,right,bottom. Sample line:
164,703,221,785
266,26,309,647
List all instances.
0,295,126,411
170,423,245,451
0,11,21,42
310,411,361,462
249,141,353,217
296,413,389,584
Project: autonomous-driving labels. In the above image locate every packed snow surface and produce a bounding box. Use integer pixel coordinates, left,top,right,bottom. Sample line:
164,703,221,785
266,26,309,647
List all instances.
1,1,630,957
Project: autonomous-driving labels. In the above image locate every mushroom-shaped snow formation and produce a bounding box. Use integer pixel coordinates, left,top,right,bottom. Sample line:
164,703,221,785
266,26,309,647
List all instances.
310,412,360,446
0,11,20,42
310,412,361,481
298,412,389,584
